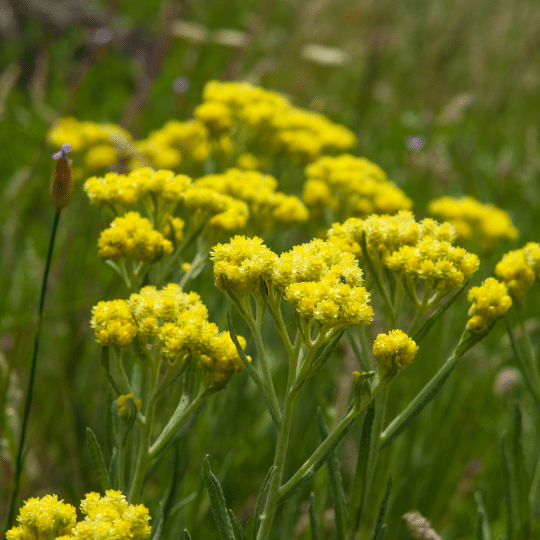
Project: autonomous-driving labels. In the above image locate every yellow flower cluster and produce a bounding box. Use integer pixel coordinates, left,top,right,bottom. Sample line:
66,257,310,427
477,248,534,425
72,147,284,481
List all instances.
428,195,519,251
182,186,249,235
6,494,76,540
467,278,512,332
47,117,132,171
73,490,150,540
303,154,413,217
212,236,373,327
385,237,480,289
327,210,454,260
98,212,174,261
117,392,143,419
7,491,151,540
328,211,478,289
212,236,279,292
133,119,211,170
197,80,357,163
372,329,418,374
84,168,192,211
495,243,540,300
195,168,308,230
91,299,138,347
91,284,247,385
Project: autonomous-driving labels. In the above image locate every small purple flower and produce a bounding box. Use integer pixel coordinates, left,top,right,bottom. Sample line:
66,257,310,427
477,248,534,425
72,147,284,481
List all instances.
52,144,72,160
173,76,190,94
406,136,425,151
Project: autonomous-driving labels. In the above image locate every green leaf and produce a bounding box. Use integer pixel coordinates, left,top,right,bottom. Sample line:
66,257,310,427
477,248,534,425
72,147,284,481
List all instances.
181,530,192,540
317,408,346,540
309,492,320,540
413,283,467,343
278,403,356,506
169,492,197,519
246,465,277,540
347,405,375,533
149,501,165,540
202,455,236,540
475,490,492,540
369,473,392,540
228,308,280,427
228,509,247,540
86,427,110,492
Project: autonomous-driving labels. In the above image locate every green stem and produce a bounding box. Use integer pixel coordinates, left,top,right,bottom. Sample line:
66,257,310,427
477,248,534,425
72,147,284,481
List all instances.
128,358,160,502
255,349,300,540
149,389,206,458
517,307,540,403
6,210,61,530
379,346,462,449
279,378,386,501
407,282,432,337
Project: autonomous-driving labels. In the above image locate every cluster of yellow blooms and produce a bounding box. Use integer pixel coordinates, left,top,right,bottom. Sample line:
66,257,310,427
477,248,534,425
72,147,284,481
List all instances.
328,210,479,289
466,277,513,332
7,491,151,540
84,168,191,213
372,329,419,373
195,80,357,164
98,212,174,261
91,283,246,385
495,242,540,300
194,168,308,230
302,154,412,218
428,195,519,251
47,117,132,171
212,236,374,328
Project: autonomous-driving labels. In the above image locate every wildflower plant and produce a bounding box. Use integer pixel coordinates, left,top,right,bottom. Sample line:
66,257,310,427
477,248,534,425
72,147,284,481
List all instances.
8,77,530,540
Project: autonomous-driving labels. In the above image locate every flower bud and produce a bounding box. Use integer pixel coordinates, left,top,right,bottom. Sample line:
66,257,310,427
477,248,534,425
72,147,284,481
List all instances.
50,144,73,210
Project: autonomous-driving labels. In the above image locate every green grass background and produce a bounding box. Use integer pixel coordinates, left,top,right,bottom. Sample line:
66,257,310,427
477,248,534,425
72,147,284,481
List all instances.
1,0,540,538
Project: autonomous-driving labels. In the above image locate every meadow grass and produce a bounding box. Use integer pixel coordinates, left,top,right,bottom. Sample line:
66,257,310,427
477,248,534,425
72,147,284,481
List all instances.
1,1,540,539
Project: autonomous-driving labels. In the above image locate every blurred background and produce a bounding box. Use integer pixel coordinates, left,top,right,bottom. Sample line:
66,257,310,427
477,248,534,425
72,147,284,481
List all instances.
1,0,540,538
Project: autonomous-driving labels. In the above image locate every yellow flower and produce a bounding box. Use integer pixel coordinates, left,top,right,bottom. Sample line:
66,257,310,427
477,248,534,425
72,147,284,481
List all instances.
467,277,512,332
495,247,536,300
428,195,518,252
97,212,173,261
90,299,138,347
84,144,117,170
372,330,418,374
211,236,278,293
6,494,76,540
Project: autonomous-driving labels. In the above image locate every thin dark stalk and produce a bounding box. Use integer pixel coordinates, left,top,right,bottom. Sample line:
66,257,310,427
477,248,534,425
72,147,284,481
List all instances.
5,210,62,531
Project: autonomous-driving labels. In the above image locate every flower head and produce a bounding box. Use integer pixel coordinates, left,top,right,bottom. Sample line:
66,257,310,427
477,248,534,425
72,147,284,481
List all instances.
372,330,418,375
495,247,536,300
7,494,76,540
97,212,173,261
467,277,512,332
91,299,138,347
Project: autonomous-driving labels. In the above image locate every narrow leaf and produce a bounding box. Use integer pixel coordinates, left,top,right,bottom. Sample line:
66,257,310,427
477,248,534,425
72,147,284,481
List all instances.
229,509,247,540
169,492,197,519
149,501,165,540
475,490,492,540
309,492,320,540
181,530,192,540
86,427,110,492
369,473,392,540
317,408,346,540
202,455,236,540
246,466,277,540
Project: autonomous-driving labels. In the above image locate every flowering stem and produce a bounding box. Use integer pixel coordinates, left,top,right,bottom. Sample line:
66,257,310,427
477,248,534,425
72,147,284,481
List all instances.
128,357,160,502
6,210,61,530
407,282,432,337
516,307,540,403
